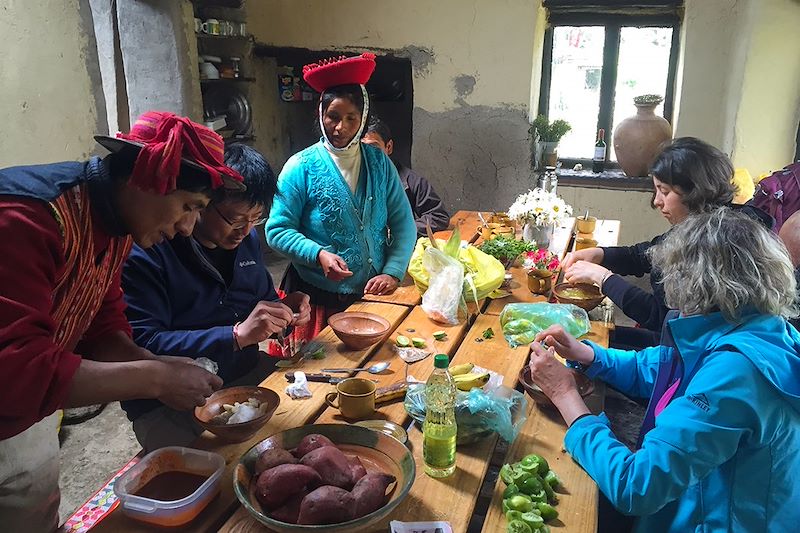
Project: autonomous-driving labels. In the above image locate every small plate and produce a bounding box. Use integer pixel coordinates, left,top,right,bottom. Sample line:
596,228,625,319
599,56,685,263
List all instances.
354,419,408,444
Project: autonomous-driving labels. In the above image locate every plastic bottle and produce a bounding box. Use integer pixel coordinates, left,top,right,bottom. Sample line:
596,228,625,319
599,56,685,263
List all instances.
423,354,457,477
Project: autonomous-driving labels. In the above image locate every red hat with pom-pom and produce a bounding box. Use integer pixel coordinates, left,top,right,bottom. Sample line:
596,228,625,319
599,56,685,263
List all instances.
302,53,376,93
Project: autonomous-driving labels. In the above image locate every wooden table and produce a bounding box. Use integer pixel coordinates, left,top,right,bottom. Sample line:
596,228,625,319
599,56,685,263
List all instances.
98,211,621,533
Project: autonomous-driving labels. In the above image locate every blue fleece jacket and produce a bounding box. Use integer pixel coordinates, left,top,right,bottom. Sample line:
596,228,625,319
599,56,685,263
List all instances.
266,141,416,294
566,310,800,532
120,230,278,421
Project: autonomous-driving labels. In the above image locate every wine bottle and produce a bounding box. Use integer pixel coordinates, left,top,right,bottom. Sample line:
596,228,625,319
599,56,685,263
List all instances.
592,129,606,173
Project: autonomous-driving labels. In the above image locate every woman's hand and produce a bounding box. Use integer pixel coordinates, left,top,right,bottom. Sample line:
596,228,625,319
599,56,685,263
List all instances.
562,247,604,270
565,260,611,286
534,325,595,365
364,274,398,295
529,342,590,426
282,291,311,326
318,250,353,281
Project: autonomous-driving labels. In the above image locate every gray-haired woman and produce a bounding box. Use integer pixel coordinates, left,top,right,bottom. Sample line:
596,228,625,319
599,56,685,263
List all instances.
528,207,800,532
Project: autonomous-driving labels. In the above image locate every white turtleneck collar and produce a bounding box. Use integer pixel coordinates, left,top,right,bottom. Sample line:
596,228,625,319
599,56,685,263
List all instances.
324,139,362,193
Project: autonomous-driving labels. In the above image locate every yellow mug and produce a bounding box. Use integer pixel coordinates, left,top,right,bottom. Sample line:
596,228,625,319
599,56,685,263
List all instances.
576,216,597,234
325,378,376,419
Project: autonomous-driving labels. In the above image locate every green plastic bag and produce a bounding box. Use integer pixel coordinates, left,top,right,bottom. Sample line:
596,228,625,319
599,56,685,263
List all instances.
408,233,505,305
499,303,590,347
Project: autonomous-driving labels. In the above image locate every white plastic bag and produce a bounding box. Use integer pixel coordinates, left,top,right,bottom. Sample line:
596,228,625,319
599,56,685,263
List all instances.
421,247,464,325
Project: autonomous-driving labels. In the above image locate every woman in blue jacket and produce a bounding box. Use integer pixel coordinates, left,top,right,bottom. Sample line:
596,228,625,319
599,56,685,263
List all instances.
267,54,416,340
529,207,800,532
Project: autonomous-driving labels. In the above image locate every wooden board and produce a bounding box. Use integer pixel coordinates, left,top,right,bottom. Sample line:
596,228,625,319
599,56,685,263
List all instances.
96,301,409,533
315,305,470,426
479,321,611,533
360,273,422,307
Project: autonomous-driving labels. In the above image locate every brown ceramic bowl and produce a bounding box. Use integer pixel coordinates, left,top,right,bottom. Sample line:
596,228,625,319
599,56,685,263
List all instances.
328,311,392,350
553,282,604,312
194,386,280,443
519,365,595,409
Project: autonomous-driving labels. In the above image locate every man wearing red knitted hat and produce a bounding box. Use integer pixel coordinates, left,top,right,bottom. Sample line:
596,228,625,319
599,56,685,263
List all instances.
0,111,241,531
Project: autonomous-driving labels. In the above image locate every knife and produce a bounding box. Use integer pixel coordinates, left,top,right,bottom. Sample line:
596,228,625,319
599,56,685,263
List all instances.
284,371,343,384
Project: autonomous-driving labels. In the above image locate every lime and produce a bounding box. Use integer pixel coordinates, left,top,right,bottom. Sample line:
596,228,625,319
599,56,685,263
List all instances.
545,470,560,489
503,483,520,499
507,494,534,513
520,511,544,529
507,520,532,533
502,498,511,514
505,510,524,523
518,475,543,495
536,501,559,521
499,464,515,485
522,454,549,476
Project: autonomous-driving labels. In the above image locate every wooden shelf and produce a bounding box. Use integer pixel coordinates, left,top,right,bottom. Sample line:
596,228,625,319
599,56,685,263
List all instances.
197,33,251,42
190,0,243,8
200,77,256,84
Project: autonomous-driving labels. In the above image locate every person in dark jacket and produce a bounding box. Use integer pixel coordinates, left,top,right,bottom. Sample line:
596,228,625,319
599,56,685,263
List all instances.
362,117,450,236
562,137,771,349
122,145,310,451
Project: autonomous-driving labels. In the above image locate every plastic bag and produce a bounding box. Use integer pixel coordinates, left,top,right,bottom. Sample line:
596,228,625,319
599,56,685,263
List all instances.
408,237,505,306
499,303,590,347
404,384,528,444
420,247,464,324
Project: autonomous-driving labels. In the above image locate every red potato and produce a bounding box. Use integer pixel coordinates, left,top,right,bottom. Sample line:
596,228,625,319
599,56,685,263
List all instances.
256,464,321,509
351,472,397,519
348,456,367,484
299,445,353,489
297,485,355,525
294,433,335,458
255,448,296,476
269,491,306,524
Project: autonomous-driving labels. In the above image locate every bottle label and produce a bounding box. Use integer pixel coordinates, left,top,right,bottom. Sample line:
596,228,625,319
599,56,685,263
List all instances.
594,147,606,160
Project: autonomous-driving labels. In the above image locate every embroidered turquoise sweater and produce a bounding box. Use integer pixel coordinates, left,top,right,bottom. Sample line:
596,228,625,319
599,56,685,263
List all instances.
266,141,417,294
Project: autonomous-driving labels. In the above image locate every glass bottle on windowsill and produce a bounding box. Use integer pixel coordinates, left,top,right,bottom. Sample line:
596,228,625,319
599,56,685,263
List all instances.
592,128,606,173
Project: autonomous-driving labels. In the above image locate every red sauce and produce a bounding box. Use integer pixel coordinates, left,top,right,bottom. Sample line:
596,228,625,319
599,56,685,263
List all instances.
133,471,208,501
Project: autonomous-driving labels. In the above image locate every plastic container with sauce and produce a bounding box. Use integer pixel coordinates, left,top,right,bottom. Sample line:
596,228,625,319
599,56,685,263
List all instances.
114,446,225,527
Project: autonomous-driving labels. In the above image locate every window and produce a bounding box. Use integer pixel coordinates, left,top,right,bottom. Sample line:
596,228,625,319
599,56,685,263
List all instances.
539,1,682,166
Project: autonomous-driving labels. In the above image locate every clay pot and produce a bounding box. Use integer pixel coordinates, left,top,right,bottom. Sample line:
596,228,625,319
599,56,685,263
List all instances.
613,102,672,178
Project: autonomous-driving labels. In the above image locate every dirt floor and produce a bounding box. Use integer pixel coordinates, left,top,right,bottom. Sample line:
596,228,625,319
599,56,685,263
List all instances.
57,265,649,524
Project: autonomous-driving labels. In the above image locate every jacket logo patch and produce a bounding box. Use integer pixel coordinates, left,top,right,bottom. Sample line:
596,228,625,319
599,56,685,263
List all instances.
687,393,710,412
239,260,257,268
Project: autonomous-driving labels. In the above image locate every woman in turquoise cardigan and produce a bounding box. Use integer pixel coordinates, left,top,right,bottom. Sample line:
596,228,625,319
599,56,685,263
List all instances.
529,208,800,532
266,54,416,340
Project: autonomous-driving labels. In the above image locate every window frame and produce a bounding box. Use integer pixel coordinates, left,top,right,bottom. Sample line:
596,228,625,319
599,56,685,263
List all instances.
537,12,682,171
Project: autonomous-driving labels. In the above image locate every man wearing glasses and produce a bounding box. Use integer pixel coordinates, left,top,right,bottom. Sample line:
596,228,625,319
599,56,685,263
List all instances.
120,144,310,451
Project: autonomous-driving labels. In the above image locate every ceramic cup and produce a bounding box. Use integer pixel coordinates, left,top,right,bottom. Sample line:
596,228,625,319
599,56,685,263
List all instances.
325,378,376,419
202,18,220,35
576,216,597,234
194,17,202,33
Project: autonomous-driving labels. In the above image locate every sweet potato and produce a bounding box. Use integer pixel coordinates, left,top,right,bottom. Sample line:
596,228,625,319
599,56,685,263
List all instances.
297,485,355,525
255,448,296,476
294,433,335,458
256,464,321,509
268,491,306,524
351,472,397,519
348,456,367,484
299,445,353,489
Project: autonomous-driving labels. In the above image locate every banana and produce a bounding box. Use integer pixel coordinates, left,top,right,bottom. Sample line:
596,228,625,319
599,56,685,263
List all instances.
449,362,475,376
453,371,490,391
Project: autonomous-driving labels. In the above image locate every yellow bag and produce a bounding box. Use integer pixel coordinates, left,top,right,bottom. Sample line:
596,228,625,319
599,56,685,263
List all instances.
408,237,505,304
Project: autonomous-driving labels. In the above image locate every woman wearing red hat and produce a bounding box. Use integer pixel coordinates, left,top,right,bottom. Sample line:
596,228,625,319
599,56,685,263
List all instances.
0,111,238,531
267,54,417,340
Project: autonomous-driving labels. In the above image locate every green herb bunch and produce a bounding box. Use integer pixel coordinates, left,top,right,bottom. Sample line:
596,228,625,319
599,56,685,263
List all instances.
529,115,572,143
479,235,535,265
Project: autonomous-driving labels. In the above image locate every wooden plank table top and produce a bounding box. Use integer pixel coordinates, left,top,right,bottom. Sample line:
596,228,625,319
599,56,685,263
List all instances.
94,301,410,533
480,321,610,533
360,273,422,307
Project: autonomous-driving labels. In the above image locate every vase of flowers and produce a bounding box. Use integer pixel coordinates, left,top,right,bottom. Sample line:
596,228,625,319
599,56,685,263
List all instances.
508,188,573,248
523,249,560,294
530,115,572,169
